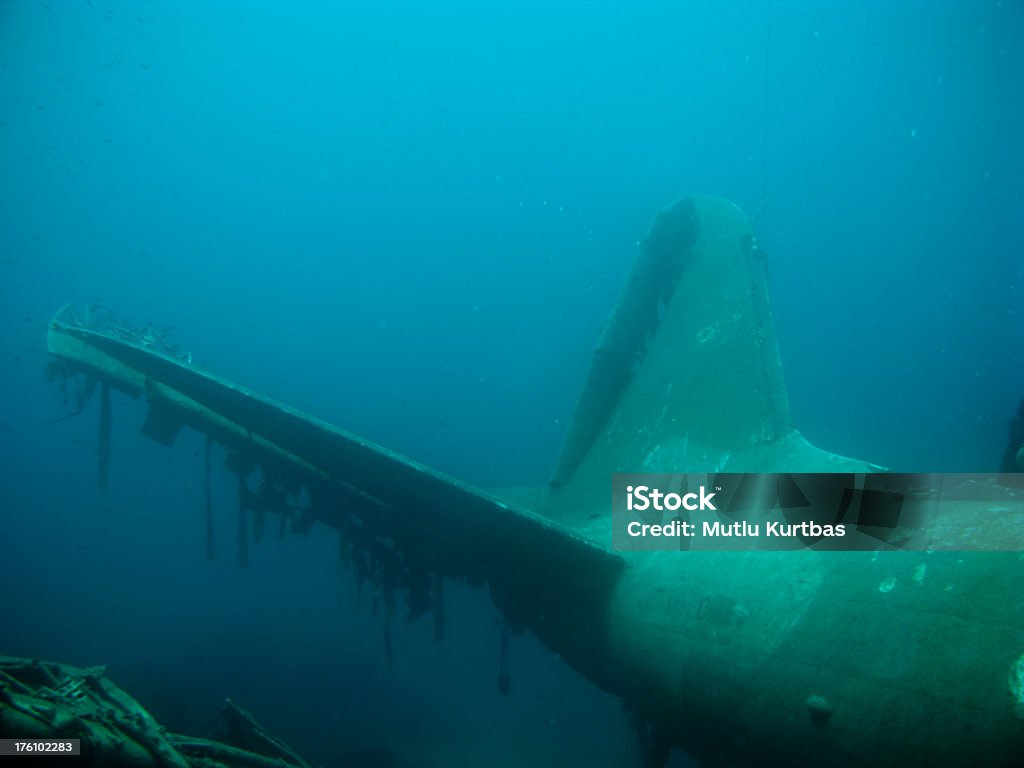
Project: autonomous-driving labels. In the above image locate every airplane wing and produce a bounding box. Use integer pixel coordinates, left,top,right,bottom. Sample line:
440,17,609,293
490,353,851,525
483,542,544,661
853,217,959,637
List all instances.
45,313,623,593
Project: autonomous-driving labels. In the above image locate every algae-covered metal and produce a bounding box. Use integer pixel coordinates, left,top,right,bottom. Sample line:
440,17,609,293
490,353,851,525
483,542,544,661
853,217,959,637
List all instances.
43,196,1024,766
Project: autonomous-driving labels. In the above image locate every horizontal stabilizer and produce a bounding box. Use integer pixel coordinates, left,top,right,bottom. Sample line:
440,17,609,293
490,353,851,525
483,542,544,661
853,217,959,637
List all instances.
46,310,623,586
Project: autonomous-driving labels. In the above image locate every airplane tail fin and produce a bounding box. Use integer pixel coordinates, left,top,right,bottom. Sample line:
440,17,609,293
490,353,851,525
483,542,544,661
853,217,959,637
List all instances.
545,196,881,527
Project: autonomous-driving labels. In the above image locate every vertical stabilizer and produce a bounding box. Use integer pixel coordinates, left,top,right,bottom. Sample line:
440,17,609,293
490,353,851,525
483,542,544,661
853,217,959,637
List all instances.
546,196,880,528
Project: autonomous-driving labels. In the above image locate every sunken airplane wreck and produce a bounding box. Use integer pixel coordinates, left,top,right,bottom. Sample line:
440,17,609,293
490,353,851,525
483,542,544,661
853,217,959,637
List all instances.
42,196,1024,767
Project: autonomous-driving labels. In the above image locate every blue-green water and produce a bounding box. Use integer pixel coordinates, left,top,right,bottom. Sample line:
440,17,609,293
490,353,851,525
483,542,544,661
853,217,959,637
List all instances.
1,2,1020,766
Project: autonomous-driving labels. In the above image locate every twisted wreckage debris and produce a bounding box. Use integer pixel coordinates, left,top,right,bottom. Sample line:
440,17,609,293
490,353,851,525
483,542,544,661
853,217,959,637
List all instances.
30,196,1024,767
0,655,311,768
